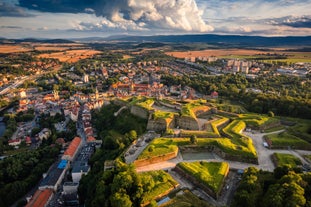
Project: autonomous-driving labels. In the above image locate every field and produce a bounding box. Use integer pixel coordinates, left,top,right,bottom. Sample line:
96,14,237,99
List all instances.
160,189,212,207
273,153,302,167
37,49,102,63
265,131,311,150
33,43,84,51
166,49,263,58
166,49,311,63
140,170,178,204
177,161,229,194
0,44,32,53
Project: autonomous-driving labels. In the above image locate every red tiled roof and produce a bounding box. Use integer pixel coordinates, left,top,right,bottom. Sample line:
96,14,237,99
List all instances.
64,137,81,157
87,136,96,142
25,189,53,207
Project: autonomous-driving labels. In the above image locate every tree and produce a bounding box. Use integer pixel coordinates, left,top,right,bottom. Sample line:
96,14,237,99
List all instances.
190,135,197,145
128,130,137,141
110,192,132,207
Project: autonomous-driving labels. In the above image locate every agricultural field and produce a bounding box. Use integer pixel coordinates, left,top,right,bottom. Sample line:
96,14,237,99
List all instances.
37,49,102,63
160,189,212,207
166,49,311,63
140,170,178,205
265,131,311,150
33,44,81,51
0,44,32,53
177,161,229,194
165,49,264,58
273,153,302,168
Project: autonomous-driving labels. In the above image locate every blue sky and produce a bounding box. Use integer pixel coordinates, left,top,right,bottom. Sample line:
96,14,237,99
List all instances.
0,0,311,38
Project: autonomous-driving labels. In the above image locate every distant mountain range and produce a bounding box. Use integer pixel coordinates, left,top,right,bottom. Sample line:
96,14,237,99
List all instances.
103,34,311,47
1,34,311,47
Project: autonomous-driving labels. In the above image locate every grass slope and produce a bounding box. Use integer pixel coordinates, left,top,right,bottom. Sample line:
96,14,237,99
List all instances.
273,153,302,168
177,161,229,193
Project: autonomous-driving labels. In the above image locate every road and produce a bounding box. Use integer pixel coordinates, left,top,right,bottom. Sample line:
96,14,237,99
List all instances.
0,65,61,96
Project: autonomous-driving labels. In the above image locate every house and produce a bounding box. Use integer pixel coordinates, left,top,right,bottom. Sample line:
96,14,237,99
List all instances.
62,137,82,161
25,189,54,207
38,128,51,140
8,139,21,146
211,91,219,99
39,160,68,191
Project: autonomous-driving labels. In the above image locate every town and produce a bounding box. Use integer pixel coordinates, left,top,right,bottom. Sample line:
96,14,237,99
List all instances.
0,40,311,207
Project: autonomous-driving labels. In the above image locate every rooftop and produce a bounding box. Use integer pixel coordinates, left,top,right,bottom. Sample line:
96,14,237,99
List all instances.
57,159,67,169
63,137,81,157
39,161,66,188
25,189,53,207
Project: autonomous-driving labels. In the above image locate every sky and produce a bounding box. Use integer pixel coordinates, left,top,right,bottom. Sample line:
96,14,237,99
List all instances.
0,0,311,39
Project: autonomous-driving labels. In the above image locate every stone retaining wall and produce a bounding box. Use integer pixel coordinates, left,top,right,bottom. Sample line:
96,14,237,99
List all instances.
130,105,149,119
176,116,199,130
134,150,179,167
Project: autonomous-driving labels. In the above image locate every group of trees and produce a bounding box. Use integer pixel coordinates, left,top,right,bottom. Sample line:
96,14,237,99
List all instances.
0,145,60,206
80,161,158,207
161,73,311,119
79,104,148,206
231,166,311,207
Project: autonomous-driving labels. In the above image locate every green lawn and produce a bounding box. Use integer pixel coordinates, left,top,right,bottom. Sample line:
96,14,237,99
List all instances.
137,138,183,160
222,120,246,139
286,118,311,143
138,136,257,161
273,153,302,167
264,125,285,133
180,100,208,118
238,114,278,128
153,110,177,120
160,189,213,207
141,170,178,204
211,116,229,137
265,131,311,150
177,161,229,194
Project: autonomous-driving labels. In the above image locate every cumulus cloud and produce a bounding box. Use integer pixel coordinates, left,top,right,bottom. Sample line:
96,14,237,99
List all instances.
18,0,213,32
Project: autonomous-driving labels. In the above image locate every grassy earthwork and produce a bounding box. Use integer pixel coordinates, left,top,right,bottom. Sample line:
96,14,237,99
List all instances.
177,161,229,194
273,153,302,168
